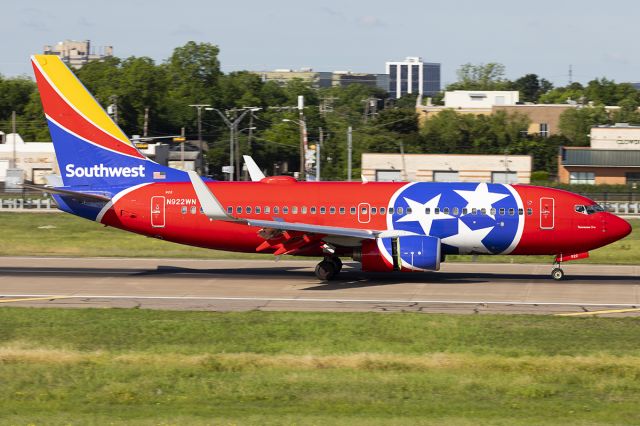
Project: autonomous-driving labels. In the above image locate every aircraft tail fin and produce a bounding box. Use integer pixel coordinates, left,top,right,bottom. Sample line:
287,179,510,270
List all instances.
31,55,185,189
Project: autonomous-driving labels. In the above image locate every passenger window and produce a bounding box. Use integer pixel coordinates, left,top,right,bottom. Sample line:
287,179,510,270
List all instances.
490,208,496,216
227,206,233,214
350,207,356,214
388,207,395,214
527,208,533,216
435,207,440,214
236,206,242,214
379,207,386,215
371,207,377,215
181,206,187,214
499,208,505,215
246,206,252,214
443,207,450,215
328,206,335,214
472,208,477,215
256,206,261,214
292,206,298,214
518,208,523,215
480,208,487,215
301,206,307,214
425,207,431,214
406,207,412,214
339,207,346,215
264,206,271,214
191,206,196,215
452,207,459,216
311,206,317,214
283,206,289,214
320,207,326,214
462,208,468,215
508,208,515,216
273,206,280,214
397,207,404,215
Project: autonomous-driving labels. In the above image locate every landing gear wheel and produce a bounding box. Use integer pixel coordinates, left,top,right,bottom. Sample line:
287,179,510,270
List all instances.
330,257,343,273
315,260,337,281
551,268,564,281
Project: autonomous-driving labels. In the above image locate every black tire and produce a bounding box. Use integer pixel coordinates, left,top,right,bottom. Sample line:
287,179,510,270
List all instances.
315,260,337,281
551,268,564,281
330,257,343,273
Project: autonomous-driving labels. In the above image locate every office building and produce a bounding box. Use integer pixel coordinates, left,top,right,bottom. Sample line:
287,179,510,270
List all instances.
43,40,113,69
386,57,441,99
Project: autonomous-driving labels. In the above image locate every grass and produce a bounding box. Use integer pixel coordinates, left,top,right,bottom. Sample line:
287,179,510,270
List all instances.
0,308,640,424
1,212,638,264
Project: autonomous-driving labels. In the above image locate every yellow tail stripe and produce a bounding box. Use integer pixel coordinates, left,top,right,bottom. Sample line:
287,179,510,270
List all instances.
32,54,132,146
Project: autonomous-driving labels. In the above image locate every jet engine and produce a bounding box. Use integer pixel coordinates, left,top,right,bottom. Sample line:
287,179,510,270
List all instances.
353,235,441,272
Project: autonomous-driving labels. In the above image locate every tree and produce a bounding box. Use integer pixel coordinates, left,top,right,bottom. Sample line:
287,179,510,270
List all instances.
447,63,510,91
511,74,553,103
558,106,609,145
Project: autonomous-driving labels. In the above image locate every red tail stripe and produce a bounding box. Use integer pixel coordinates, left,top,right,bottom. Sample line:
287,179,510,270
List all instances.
32,64,144,159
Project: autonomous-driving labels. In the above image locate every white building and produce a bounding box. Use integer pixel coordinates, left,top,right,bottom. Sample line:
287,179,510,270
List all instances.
590,123,640,150
43,40,113,69
362,153,531,184
443,91,519,109
385,56,441,99
0,134,57,184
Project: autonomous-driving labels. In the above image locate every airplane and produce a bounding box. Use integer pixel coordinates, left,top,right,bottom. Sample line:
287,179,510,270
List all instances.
28,54,632,281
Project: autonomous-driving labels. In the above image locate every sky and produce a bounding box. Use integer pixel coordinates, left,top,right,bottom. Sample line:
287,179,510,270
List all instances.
1,0,639,87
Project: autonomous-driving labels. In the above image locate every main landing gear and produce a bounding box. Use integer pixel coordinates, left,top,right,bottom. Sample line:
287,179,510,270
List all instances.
315,256,343,281
551,260,564,281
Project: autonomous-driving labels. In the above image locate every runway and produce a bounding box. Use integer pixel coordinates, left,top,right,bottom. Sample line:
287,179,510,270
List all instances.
0,257,639,316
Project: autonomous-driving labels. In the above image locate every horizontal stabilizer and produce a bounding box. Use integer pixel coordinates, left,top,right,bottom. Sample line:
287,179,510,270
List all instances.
22,183,111,202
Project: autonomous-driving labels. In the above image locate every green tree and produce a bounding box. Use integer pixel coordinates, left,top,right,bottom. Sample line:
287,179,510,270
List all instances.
511,74,553,103
447,63,510,91
558,106,609,145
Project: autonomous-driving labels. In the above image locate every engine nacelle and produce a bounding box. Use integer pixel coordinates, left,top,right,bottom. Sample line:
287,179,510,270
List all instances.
354,235,441,272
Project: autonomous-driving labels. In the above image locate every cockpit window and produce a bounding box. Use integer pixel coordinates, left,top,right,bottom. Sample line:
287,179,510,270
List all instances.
576,204,604,215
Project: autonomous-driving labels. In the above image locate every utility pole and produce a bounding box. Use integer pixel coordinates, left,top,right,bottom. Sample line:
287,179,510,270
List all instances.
189,104,211,174
143,107,149,137
399,140,408,181
347,126,352,182
11,111,16,168
317,127,323,182
180,127,185,170
298,96,306,181
207,107,258,181
109,95,118,125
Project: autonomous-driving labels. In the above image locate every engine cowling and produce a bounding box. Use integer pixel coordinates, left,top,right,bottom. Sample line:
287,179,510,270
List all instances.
354,235,441,272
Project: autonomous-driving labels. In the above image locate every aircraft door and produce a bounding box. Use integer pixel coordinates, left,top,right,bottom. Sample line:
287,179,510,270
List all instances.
358,202,371,224
151,196,165,228
539,197,554,230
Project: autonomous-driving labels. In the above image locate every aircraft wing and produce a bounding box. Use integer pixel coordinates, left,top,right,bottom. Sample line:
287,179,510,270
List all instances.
187,171,410,254
22,183,111,202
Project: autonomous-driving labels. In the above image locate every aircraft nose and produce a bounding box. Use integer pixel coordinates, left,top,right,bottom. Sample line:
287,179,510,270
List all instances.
606,213,632,242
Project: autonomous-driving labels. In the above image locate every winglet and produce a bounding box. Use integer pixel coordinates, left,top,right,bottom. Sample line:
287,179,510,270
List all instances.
187,171,235,220
243,155,266,181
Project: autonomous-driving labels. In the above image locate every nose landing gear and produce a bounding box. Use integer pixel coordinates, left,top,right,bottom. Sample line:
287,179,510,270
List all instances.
314,256,343,281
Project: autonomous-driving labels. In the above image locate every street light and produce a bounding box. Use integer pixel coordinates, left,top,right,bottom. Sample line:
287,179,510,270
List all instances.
207,107,260,181
282,118,307,180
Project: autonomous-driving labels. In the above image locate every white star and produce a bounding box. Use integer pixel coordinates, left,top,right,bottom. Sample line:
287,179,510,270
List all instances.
454,183,509,220
441,219,494,254
396,195,454,235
